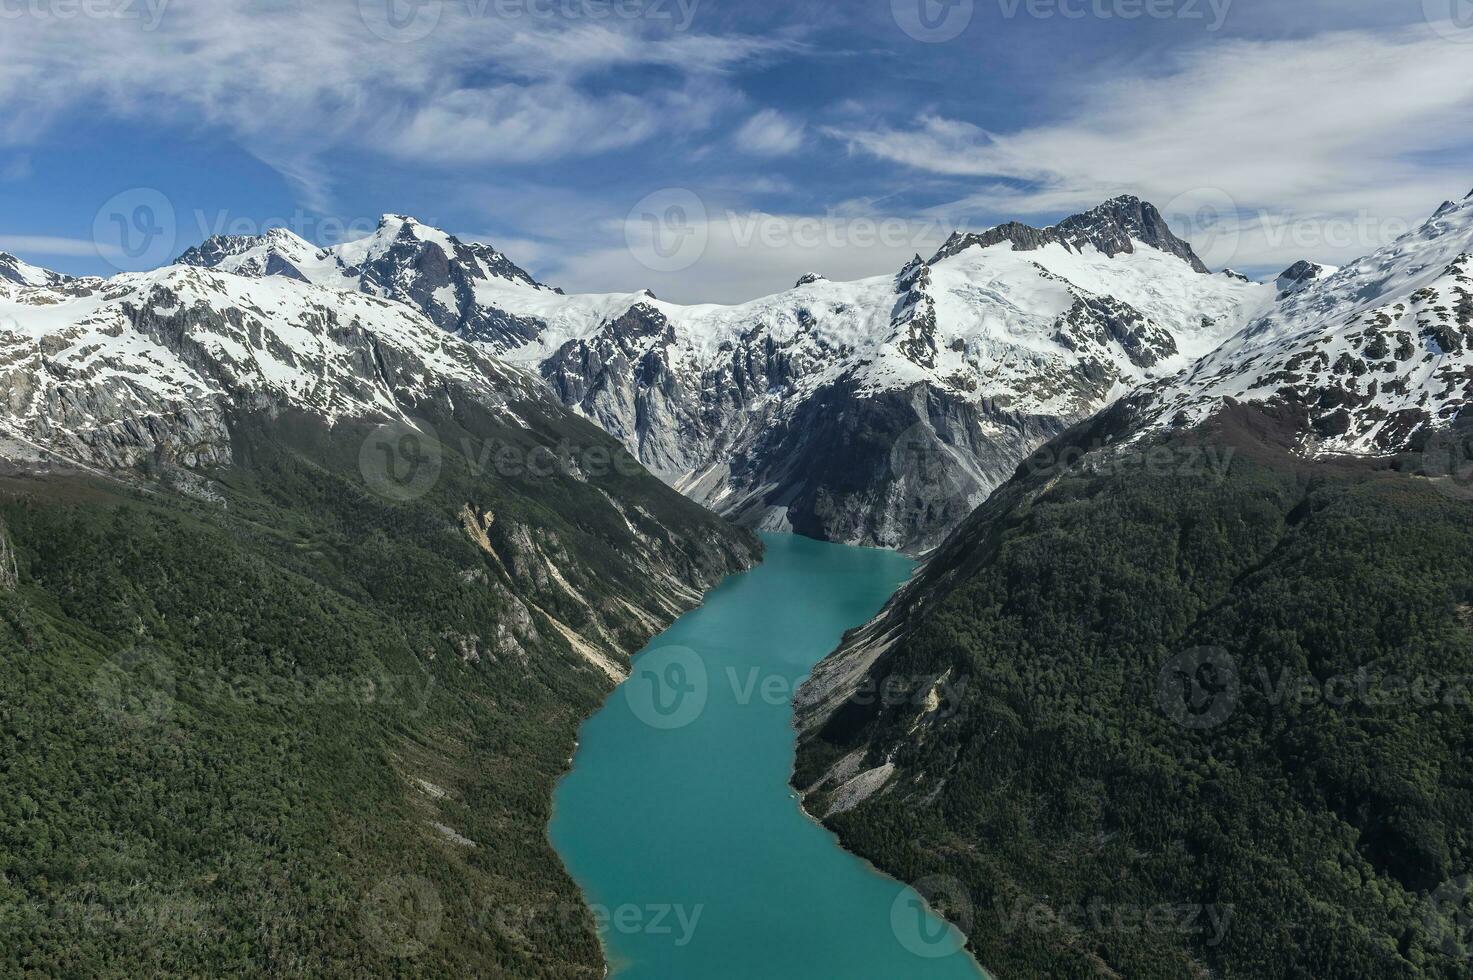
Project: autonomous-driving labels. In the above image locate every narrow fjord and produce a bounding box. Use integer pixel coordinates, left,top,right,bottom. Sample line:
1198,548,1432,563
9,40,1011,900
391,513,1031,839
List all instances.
550,533,986,979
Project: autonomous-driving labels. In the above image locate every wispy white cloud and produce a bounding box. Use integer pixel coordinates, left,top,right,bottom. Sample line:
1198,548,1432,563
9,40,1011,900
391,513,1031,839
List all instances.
0,235,117,257
548,206,949,304
827,26,1473,269
734,109,805,156
0,2,787,206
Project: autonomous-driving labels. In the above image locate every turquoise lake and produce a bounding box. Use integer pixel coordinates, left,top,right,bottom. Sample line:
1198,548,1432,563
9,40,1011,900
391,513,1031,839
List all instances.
550,533,987,979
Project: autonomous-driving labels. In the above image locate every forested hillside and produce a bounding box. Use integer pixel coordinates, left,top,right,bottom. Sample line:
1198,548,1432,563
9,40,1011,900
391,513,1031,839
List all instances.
0,405,758,978
796,407,1473,978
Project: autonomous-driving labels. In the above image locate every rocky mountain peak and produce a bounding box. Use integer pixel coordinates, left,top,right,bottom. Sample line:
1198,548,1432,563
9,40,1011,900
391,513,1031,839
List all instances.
0,251,71,288
896,254,930,289
1275,259,1329,297
928,196,1209,273
1054,195,1209,273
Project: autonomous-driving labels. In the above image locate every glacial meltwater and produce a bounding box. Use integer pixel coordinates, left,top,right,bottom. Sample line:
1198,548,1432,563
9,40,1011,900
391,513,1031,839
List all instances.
550,533,986,979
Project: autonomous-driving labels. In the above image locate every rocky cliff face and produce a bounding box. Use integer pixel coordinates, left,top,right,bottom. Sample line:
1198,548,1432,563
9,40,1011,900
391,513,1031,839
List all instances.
178,200,1272,552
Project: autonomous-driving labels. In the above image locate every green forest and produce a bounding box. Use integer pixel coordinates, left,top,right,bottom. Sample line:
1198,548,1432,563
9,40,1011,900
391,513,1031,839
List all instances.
798,411,1473,978
0,405,755,978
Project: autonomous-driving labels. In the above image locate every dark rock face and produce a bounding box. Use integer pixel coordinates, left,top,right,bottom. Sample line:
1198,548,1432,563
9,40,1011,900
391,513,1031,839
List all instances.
931,196,1210,273
713,379,1068,553
1054,294,1179,370
1276,259,1328,297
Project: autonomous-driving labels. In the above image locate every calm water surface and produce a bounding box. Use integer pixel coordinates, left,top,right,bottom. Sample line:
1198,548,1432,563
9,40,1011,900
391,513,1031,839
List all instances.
550,533,986,979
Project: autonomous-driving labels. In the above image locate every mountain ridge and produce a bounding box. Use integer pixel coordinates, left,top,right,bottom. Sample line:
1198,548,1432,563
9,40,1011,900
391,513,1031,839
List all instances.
170,196,1273,551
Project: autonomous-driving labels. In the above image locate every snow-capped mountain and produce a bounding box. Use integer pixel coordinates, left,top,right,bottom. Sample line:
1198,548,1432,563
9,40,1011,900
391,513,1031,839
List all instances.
1132,192,1473,455
0,263,545,470
180,199,1275,552
0,251,70,288
177,216,561,348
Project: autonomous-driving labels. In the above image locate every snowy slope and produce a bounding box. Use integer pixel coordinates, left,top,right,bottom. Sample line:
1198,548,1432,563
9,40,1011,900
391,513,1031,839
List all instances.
0,252,70,288
1136,193,1473,455
0,265,542,470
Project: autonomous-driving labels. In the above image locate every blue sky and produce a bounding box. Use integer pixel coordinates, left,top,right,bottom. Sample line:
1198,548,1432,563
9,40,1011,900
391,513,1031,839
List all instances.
1,0,1471,302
